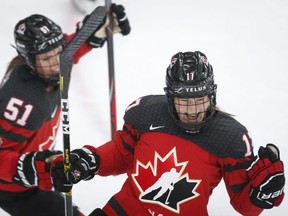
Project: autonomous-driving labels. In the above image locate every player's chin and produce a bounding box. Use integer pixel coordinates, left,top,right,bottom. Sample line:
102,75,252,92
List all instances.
52,70,60,75
48,71,60,78
184,116,205,124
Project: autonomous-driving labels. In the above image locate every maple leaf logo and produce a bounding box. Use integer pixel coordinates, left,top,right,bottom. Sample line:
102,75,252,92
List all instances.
132,147,201,213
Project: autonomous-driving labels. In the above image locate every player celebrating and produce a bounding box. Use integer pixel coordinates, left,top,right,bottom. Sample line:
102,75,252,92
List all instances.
52,51,285,215
0,4,130,216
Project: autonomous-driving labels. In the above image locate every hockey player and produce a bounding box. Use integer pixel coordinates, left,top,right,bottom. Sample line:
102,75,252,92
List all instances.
51,51,285,215
0,4,130,216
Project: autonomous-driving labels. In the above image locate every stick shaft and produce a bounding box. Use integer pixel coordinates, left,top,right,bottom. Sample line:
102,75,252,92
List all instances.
105,0,117,139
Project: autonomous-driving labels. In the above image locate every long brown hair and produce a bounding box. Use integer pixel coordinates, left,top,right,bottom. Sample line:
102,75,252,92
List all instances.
5,55,25,75
215,106,235,117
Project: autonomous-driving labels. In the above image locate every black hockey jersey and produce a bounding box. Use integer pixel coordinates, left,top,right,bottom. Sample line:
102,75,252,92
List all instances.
0,64,61,192
93,95,263,215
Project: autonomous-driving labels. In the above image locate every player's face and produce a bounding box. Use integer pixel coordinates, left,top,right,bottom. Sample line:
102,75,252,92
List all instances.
34,46,63,79
174,95,210,124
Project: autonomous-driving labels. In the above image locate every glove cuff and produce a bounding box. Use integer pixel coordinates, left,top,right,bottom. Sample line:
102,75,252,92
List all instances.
86,36,106,48
83,145,100,174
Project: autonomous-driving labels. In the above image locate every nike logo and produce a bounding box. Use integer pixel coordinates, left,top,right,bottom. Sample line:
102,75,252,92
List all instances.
51,106,58,118
149,124,165,130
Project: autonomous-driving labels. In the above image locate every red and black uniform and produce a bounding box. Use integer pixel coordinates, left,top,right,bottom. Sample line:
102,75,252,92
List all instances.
0,33,91,216
93,95,263,216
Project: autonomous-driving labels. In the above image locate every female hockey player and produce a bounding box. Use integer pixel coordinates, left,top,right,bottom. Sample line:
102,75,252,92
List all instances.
52,51,285,216
0,4,130,216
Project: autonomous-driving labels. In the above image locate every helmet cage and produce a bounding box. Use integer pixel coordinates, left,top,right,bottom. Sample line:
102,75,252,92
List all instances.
165,84,217,133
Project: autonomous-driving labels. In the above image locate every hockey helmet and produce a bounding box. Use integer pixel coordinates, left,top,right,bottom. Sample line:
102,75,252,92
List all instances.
164,51,217,133
14,14,64,66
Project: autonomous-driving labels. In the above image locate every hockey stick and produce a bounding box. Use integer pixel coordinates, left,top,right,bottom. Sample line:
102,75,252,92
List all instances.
105,0,117,139
59,6,106,216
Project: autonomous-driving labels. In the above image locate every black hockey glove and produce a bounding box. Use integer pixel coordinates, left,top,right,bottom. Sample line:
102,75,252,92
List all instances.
247,144,285,209
51,145,99,190
67,145,99,184
110,3,131,36
77,4,131,48
50,156,73,193
13,150,62,191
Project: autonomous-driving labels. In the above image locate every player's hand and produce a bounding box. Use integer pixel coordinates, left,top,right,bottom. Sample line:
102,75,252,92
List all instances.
247,144,285,208
50,155,73,192
67,146,99,183
13,150,62,191
77,4,131,48
51,145,99,192
110,3,131,36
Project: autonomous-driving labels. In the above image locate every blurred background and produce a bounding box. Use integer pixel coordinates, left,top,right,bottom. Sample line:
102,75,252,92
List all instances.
0,0,287,215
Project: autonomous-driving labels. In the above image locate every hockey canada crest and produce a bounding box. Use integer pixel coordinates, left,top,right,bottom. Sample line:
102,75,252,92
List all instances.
132,147,201,213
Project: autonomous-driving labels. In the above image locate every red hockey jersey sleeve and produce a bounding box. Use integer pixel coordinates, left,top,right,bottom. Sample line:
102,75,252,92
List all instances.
221,156,263,215
93,123,139,176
